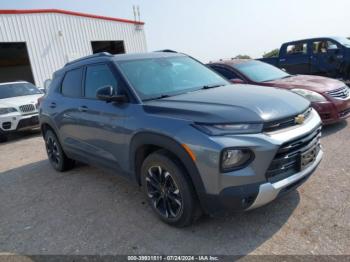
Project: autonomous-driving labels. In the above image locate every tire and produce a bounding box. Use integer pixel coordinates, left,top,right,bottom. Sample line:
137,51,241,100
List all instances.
0,132,8,143
141,150,202,227
44,129,75,172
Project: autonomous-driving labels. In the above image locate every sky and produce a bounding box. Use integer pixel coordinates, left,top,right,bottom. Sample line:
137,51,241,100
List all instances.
1,0,349,62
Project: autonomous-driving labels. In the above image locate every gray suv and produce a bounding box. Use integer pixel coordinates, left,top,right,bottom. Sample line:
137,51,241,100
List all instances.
39,51,323,226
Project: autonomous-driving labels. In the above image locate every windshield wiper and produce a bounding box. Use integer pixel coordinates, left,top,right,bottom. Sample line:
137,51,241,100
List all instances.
201,84,225,90
143,94,172,101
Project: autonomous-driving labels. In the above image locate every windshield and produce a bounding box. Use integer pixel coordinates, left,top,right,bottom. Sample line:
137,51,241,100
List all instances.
233,60,290,82
0,82,42,99
117,56,229,100
332,37,350,47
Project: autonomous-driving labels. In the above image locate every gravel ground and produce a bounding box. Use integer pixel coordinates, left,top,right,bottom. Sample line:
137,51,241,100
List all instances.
0,120,349,256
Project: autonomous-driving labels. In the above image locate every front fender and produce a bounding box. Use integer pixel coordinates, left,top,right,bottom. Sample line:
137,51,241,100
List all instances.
129,131,207,198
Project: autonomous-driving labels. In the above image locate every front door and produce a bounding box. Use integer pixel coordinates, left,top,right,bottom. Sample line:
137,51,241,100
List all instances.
310,39,344,77
75,63,130,172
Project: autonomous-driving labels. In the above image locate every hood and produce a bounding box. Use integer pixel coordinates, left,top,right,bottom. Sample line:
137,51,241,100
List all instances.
0,94,43,108
266,75,345,93
143,84,310,123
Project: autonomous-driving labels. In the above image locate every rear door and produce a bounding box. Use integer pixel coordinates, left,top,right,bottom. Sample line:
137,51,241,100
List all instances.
75,63,130,172
56,67,86,155
280,41,311,74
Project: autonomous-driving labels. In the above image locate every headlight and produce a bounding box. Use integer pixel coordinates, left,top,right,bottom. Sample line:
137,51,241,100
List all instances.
221,148,254,172
193,123,263,135
0,107,17,115
291,89,327,102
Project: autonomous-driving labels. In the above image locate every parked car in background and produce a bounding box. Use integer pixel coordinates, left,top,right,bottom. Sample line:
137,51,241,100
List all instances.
0,81,43,142
40,51,323,226
208,60,350,124
259,37,350,80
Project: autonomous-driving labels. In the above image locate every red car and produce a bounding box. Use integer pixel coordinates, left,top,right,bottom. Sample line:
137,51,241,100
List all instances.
208,59,350,124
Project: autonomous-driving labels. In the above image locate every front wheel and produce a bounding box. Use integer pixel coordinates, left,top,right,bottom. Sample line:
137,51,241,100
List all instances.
141,150,201,227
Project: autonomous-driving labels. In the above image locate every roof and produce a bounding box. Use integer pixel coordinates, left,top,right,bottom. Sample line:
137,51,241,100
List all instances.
209,58,252,66
282,36,342,45
59,52,185,73
0,9,144,25
112,52,185,61
0,81,29,86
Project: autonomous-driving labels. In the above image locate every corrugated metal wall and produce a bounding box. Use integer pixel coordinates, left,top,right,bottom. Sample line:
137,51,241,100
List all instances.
0,12,147,87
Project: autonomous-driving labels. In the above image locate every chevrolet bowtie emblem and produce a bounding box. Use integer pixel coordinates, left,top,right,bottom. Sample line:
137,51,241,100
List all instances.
295,114,305,124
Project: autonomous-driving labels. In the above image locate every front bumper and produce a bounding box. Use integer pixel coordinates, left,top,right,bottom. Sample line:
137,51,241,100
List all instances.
200,149,323,214
0,113,39,133
187,109,323,215
247,148,323,210
312,97,350,124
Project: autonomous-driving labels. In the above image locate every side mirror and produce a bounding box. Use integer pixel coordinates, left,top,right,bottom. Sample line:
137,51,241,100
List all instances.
39,88,46,94
96,85,127,103
230,78,245,84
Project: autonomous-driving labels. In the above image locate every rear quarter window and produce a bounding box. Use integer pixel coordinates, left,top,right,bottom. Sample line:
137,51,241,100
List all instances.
61,68,83,97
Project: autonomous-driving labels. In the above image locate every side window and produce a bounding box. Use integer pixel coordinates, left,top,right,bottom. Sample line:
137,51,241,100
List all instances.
61,68,83,97
286,43,308,55
85,64,118,99
327,40,340,50
212,66,239,80
313,40,339,54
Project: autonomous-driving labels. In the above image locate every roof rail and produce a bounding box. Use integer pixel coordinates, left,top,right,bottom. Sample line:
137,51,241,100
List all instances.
65,52,112,66
154,49,178,53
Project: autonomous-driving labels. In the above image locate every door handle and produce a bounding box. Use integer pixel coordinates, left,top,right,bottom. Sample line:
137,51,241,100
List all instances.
78,106,88,112
49,102,56,108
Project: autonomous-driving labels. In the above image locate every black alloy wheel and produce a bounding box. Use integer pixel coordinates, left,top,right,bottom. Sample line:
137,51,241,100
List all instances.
46,135,61,168
44,129,74,172
145,165,183,219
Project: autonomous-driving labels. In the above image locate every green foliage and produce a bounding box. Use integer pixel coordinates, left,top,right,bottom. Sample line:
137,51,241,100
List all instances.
263,48,279,58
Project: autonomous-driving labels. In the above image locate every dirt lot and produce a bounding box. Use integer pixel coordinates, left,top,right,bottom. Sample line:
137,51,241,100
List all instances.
0,121,349,255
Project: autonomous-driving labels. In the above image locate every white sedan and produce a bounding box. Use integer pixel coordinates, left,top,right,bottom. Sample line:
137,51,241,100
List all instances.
0,81,44,142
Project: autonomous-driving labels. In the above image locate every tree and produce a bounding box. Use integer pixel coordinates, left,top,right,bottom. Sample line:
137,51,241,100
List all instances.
234,54,251,59
263,48,279,58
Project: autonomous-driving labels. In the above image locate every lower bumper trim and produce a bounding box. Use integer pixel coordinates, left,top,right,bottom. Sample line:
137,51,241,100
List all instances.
246,149,323,210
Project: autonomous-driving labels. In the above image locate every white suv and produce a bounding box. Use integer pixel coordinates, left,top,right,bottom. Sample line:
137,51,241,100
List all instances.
0,81,43,141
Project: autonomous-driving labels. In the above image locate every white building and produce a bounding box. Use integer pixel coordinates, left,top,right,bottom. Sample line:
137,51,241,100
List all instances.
0,9,147,87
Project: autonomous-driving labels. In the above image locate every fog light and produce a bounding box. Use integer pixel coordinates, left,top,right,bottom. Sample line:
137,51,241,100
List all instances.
221,148,253,172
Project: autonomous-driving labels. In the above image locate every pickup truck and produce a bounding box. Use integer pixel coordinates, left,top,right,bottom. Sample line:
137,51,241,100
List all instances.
259,37,350,80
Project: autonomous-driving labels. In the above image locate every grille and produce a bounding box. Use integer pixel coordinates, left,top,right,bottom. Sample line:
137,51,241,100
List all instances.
263,107,312,132
19,104,36,113
326,86,350,99
266,126,321,183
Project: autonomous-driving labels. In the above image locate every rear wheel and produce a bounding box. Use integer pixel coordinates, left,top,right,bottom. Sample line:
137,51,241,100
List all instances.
141,150,201,227
44,129,74,171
